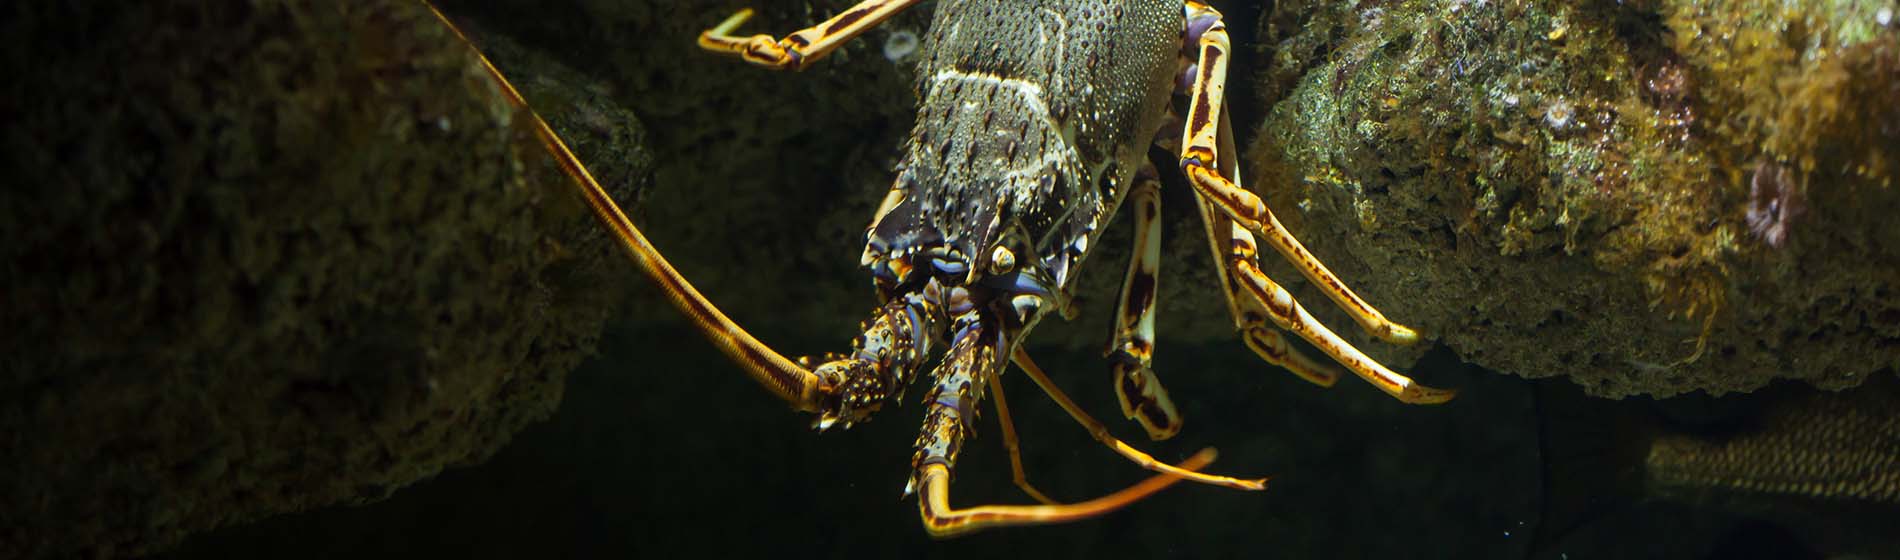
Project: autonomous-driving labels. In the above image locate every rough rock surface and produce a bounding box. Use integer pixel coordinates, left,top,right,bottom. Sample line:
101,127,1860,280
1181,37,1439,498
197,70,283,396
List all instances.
0,2,641,557
434,0,1897,398
1248,0,1900,397
55,1,1894,558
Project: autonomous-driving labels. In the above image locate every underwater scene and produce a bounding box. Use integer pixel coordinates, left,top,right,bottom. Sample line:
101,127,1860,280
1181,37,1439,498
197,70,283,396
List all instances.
3,0,1896,558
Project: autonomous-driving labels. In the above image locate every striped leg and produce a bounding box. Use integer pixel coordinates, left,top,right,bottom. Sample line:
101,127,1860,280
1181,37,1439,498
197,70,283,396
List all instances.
1197,199,1344,388
1210,213,1454,403
1177,1,1418,346
906,313,1213,537
1177,1,1451,404
1193,100,1342,389
1106,169,1184,441
699,0,920,71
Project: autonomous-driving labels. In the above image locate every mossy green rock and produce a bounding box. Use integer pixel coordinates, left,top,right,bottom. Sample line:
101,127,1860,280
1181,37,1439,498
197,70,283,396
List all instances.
436,0,1897,399
0,1,641,557
1248,0,1899,396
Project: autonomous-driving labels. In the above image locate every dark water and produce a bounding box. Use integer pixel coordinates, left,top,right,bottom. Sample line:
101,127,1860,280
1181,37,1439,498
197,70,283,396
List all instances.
162,307,1894,559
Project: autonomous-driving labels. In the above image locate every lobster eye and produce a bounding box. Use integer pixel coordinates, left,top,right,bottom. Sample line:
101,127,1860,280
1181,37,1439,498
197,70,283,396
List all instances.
990,245,1016,274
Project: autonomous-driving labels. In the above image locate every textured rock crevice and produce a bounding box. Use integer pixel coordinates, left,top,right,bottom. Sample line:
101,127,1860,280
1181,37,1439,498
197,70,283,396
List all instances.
7,1,1893,554
1247,0,1900,397
436,0,1898,398
0,2,643,557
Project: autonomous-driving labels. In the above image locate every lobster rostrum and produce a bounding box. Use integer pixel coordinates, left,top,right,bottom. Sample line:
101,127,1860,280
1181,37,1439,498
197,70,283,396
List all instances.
426,0,1455,537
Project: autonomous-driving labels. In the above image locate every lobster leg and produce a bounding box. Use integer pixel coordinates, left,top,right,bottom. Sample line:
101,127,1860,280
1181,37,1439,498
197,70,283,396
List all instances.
1176,1,1418,347
1206,208,1454,403
916,447,1217,538
908,312,1212,537
1196,190,1346,389
1010,348,1267,491
987,369,1058,505
1196,110,1342,389
699,0,920,71
1105,169,1184,441
1175,1,1452,404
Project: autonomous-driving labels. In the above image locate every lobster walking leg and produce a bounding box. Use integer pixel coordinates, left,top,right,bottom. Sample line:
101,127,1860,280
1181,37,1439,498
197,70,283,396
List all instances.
699,0,921,71
908,313,1214,537
1196,112,1342,389
986,369,1058,505
1010,348,1267,491
1106,169,1184,441
1211,213,1455,403
1176,1,1418,347
1175,1,1452,404
1196,194,1345,390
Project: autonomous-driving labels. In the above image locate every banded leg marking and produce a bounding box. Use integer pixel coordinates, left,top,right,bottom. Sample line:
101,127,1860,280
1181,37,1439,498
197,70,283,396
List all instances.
699,0,920,71
1222,233,1455,404
1194,105,1342,388
1197,196,1345,389
1177,0,1417,346
1013,348,1267,491
1106,171,1184,441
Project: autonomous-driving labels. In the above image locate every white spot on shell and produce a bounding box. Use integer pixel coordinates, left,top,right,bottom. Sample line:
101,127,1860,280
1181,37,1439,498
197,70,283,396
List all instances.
1878,6,1893,26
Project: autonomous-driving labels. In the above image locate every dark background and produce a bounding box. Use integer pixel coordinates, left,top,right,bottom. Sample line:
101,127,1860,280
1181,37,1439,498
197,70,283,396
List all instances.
156,1,1899,558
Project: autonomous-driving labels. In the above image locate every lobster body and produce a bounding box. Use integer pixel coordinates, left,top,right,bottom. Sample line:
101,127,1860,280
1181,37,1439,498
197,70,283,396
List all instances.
431,0,1453,537
872,0,1180,305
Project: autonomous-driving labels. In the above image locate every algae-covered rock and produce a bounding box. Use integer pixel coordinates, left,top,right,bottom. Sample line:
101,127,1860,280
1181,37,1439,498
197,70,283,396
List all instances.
1248,0,1900,397
0,1,641,557
430,0,1893,400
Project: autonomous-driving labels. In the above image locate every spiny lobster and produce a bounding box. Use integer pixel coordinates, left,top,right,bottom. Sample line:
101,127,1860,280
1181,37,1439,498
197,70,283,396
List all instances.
425,0,1453,537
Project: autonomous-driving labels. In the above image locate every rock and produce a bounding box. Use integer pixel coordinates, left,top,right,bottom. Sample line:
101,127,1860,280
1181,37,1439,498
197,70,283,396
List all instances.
57,1,1895,557
428,0,1899,399
0,1,641,557
436,0,1900,399
1247,0,1900,397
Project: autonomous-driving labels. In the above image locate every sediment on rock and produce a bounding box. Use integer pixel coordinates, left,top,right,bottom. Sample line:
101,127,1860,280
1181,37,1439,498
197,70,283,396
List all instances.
1247,0,1900,397
0,2,642,557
